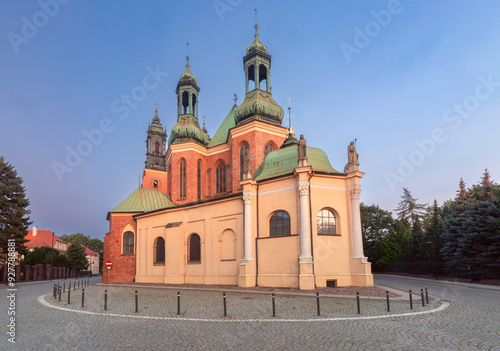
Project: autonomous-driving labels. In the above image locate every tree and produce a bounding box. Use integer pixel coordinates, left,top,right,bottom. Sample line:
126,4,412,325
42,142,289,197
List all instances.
441,172,500,279
377,220,411,266
0,157,31,263
60,233,103,272
66,241,89,271
21,247,70,267
394,188,427,229
360,203,393,268
425,199,445,263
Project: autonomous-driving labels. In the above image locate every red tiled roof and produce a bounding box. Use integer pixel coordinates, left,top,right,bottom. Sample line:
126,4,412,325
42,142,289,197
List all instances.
26,229,65,249
67,242,99,256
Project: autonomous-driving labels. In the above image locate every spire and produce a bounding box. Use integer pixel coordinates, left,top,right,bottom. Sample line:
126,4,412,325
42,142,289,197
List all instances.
145,104,167,171
180,42,197,83
246,9,268,54
286,95,294,137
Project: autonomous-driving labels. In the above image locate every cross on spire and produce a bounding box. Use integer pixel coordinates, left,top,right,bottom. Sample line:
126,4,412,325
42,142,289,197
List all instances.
154,102,158,113
286,95,293,108
186,42,190,67
234,93,238,104
202,115,206,126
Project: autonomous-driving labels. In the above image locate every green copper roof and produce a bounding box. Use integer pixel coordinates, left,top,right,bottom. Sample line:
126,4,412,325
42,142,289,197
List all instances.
254,146,341,181
208,105,237,147
168,115,210,146
234,89,283,126
109,187,175,213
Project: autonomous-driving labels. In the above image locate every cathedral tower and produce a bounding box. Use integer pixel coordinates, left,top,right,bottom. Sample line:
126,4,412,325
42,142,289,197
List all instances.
145,106,167,171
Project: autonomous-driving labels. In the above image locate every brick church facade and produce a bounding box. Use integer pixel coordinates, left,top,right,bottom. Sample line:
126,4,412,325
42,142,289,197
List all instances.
103,24,372,289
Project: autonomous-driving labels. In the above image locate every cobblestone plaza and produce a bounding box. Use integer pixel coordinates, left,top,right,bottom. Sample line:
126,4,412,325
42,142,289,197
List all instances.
2,275,499,350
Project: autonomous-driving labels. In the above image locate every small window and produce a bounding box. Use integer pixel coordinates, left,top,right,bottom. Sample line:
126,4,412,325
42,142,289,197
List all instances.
123,231,134,254
153,179,158,188
197,160,202,200
240,142,249,180
317,209,337,235
270,211,290,237
155,141,160,153
216,163,226,194
188,234,201,262
179,159,186,198
264,143,275,158
154,237,165,264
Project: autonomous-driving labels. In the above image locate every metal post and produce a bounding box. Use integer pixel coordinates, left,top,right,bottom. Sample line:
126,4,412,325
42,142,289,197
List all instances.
74,281,76,290
272,293,276,317
104,289,108,310
68,288,71,304
135,290,138,313
316,292,321,316
58,286,61,302
409,290,413,309
53,284,56,299
63,282,65,293
177,292,181,315
223,293,227,317
421,289,425,306
356,292,360,314
386,291,390,312
82,288,85,308
425,288,429,304
78,280,80,289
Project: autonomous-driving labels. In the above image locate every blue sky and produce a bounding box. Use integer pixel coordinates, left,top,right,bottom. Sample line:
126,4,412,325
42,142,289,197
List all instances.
1,1,499,239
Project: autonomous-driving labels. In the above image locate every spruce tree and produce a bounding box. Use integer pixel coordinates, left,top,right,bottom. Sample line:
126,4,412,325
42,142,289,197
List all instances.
395,188,427,229
0,157,31,262
66,241,89,271
425,199,445,262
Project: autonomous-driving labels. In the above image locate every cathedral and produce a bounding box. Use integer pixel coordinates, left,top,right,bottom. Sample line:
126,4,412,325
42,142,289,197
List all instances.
103,23,373,289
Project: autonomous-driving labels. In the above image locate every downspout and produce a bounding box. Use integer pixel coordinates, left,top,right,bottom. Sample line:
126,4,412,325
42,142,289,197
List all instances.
308,170,316,288
255,181,260,287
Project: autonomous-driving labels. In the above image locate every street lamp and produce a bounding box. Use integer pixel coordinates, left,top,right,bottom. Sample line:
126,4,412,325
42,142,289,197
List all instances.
426,238,437,280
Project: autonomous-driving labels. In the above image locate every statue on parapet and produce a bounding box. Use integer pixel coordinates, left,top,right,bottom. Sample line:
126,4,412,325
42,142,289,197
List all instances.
344,140,359,173
298,134,307,167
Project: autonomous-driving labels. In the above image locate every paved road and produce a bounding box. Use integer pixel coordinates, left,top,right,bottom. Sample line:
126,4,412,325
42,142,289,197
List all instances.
1,275,499,350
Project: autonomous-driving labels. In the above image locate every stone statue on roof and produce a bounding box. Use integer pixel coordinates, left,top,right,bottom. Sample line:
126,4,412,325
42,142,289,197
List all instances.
298,134,307,167
344,140,359,173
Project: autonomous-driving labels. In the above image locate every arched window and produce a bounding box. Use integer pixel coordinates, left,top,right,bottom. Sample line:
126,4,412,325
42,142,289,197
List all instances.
154,237,165,264
123,231,134,254
270,211,291,237
197,160,202,201
182,91,189,114
258,64,268,91
155,141,160,153
240,142,249,180
317,209,337,235
188,234,201,263
216,162,226,194
179,159,186,199
264,143,275,158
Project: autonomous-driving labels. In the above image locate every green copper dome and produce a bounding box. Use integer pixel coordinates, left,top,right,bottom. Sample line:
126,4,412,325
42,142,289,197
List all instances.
168,115,210,146
233,89,284,126
254,146,341,181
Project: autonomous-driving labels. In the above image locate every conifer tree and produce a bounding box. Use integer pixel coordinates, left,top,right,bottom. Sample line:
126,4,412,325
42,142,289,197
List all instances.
0,157,31,262
425,199,445,262
395,188,427,229
66,240,89,271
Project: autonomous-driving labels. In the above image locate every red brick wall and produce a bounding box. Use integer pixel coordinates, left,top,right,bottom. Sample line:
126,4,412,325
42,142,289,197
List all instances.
165,127,286,205
142,169,168,193
103,214,137,283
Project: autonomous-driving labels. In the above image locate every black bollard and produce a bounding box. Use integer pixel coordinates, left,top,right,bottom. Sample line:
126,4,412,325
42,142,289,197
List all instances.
356,292,361,314
78,280,80,289
409,290,413,310
425,288,429,304
223,293,227,317
421,289,425,306
74,281,76,290
104,289,108,310
82,288,85,308
316,292,321,316
386,291,390,312
135,290,138,313
177,292,181,315
68,288,71,304
272,293,276,317
53,284,57,299
58,287,62,302
63,282,66,293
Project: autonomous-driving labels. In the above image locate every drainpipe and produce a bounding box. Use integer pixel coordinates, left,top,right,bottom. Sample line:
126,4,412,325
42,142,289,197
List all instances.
255,181,260,287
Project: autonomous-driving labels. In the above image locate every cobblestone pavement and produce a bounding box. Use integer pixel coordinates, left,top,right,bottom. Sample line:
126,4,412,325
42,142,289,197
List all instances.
1,275,499,350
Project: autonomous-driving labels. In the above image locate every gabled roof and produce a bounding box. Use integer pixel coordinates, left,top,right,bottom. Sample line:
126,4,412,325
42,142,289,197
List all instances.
208,104,237,147
67,242,99,256
26,229,65,249
254,146,342,181
109,187,175,214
